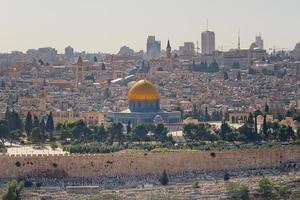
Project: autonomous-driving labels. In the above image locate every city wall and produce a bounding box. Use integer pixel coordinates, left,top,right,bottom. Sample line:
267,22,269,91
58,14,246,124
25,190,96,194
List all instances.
0,147,300,178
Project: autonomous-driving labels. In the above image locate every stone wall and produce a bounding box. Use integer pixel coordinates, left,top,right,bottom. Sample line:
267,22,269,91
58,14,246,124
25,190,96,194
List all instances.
0,146,300,178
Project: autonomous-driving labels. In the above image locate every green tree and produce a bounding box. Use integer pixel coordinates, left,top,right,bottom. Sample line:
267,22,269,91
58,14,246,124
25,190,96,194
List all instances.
30,127,42,144
296,128,300,140
183,123,217,142
220,121,235,141
71,120,93,142
262,115,268,139
236,71,242,80
45,112,55,132
264,103,270,114
226,182,249,200
6,110,22,131
126,121,132,134
277,125,295,142
224,172,230,181
159,170,169,186
287,126,296,140
224,71,229,80
0,120,9,142
147,193,180,200
259,177,274,199
153,124,169,142
238,124,260,142
97,124,106,142
9,130,22,146
39,118,46,142
247,112,254,126
107,123,124,144
133,125,148,142
33,115,39,128
24,112,33,136
1,180,24,200
204,107,211,121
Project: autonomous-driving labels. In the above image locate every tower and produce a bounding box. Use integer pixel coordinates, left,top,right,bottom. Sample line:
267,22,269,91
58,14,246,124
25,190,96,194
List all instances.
166,40,171,59
76,55,83,88
39,92,46,112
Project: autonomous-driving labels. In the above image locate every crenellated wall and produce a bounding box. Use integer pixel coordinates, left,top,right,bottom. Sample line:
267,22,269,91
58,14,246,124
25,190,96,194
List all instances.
0,146,299,178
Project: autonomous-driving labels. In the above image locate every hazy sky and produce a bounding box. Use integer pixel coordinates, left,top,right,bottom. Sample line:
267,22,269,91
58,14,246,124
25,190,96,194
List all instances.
0,0,299,53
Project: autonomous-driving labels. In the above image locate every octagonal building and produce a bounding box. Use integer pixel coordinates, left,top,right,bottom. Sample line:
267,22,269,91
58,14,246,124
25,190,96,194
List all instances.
107,80,181,125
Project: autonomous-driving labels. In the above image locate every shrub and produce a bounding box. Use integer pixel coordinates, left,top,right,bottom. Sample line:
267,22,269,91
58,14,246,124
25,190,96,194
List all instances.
276,183,291,198
226,181,249,200
24,180,33,187
224,172,230,181
147,193,181,200
192,181,199,188
259,177,274,198
1,180,24,200
51,143,58,150
36,182,42,187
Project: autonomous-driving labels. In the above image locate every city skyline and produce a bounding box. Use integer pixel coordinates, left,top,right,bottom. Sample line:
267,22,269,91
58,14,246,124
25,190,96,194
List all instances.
0,0,300,53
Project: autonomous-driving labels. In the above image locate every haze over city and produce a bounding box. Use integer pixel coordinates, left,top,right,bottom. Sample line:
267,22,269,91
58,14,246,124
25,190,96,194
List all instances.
1,0,300,53
1,0,300,199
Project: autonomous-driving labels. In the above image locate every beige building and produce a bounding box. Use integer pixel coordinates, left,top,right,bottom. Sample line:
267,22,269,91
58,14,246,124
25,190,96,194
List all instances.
52,109,106,125
228,111,249,124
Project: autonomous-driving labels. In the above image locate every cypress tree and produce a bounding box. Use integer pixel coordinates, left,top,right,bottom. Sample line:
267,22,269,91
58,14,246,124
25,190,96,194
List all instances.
126,120,131,134
247,112,254,126
236,71,242,81
224,72,229,80
159,170,169,185
33,116,39,128
262,115,268,138
25,112,33,135
98,124,106,142
39,118,46,142
5,107,10,122
45,112,55,132
264,103,270,114
10,110,22,131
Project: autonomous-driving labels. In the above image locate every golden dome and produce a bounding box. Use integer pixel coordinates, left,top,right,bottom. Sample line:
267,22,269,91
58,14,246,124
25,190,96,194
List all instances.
128,80,160,101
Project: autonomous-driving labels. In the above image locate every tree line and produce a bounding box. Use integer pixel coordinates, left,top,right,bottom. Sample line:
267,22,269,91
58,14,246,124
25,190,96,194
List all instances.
0,108,55,145
183,113,300,143
56,121,172,145
191,61,220,73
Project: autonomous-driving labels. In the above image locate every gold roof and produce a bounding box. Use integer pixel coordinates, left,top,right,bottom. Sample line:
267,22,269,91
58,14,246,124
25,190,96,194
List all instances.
128,80,160,101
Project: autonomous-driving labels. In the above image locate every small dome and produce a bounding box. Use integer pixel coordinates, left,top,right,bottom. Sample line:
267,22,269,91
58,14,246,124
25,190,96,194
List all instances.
128,80,160,101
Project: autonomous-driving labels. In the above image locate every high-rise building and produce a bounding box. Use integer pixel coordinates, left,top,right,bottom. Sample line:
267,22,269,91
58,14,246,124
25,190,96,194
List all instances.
146,36,161,60
65,46,74,61
201,31,215,55
255,35,264,49
291,43,300,60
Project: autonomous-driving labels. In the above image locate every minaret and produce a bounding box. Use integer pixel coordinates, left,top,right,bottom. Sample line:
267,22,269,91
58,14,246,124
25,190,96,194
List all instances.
166,40,171,59
39,90,46,112
76,55,83,88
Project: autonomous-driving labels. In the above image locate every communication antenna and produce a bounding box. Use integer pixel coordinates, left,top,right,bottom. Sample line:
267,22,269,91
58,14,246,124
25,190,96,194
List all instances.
238,29,241,50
